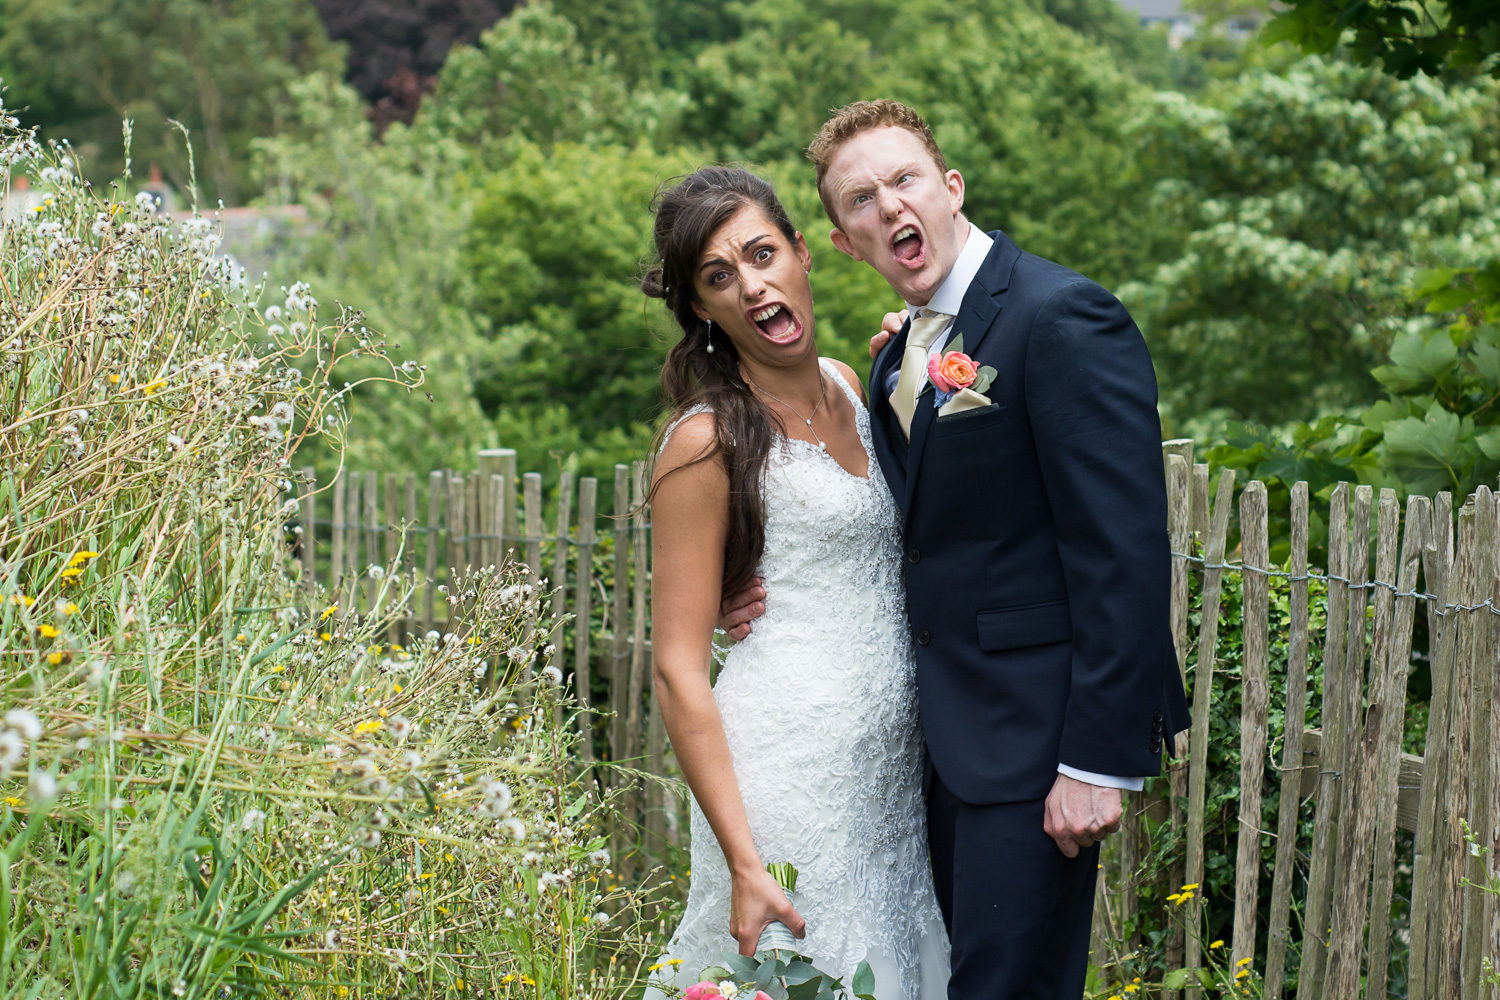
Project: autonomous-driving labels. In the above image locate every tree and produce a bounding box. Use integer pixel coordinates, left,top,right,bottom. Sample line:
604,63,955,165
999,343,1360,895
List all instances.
1264,0,1500,79
1119,58,1500,427
0,0,342,204
309,0,517,128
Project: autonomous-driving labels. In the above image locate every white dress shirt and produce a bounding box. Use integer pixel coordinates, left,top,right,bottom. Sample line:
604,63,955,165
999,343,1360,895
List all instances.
888,222,1144,794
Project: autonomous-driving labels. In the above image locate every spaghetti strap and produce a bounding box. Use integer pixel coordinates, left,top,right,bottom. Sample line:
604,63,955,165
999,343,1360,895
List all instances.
819,356,865,410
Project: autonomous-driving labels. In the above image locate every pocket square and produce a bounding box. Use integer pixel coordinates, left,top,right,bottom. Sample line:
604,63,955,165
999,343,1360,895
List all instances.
937,387,993,417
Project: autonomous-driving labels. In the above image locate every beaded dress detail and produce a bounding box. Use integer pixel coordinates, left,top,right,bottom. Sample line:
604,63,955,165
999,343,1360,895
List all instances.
648,359,950,1000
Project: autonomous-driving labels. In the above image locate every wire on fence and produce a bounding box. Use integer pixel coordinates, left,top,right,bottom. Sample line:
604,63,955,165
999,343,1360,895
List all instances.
1168,550,1498,615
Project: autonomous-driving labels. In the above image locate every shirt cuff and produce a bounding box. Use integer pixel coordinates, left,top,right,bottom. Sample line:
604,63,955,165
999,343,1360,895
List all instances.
1057,763,1145,792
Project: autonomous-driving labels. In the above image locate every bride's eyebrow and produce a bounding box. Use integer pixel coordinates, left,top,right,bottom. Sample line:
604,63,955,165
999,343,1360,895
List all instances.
698,235,773,274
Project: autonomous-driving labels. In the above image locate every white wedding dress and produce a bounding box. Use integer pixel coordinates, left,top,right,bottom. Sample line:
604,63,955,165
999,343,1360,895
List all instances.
648,359,950,1000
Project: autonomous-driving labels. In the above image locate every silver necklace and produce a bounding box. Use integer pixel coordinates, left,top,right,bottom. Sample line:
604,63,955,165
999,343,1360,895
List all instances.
741,366,829,451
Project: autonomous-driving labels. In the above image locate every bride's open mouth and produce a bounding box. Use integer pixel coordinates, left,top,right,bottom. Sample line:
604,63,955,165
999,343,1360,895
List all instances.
747,301,803,344
891,224,926,270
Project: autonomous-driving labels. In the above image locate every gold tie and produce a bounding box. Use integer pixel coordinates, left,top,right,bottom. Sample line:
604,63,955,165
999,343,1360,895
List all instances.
889,311,952,440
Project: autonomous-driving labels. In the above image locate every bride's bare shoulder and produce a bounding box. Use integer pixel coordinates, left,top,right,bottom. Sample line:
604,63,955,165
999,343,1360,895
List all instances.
655,411,724,484
825,358,867,405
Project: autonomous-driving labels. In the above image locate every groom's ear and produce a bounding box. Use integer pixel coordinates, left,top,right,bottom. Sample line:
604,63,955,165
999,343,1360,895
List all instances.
829,227,862,262
947,169,966,215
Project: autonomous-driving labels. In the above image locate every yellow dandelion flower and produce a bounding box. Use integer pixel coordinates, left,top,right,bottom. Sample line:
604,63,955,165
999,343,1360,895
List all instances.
108,373,121,384
393,683,403,694
500,975,515,985
37,624,60,638
1124,986,1139,994
668,959,683,967
59,567,82,580
235,633,248,643
321,604,339,620
369,644,382,655
10,594,35,607
436,905,449,915
445,853,455,863
1210,940,1225,950
420,872,435,880
270,664,285,673
47,652,65,665
68,551,100,566
391,643,404,651
62,603,78,615
648,963,663,972
1236,970,1250,980
353,719,382,735
1236,958,1252,968
4,796,23,807
377,707,388,718
1182,883,1200,891
320,632,332,642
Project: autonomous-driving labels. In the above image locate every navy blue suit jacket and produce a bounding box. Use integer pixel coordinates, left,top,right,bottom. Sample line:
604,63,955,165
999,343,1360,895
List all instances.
868,230,1191,805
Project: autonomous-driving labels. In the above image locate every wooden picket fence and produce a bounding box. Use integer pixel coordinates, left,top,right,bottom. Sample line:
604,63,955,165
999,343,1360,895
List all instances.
293,442,1500,998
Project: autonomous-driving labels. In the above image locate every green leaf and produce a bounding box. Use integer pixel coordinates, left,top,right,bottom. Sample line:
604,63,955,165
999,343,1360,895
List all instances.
970,366,997,394
564,791,588,818
851,959,876,999
1475,427,1500,461
1372,330,1458,394
1162,968,1193,990
1382,401,1470,494
948,333,964,355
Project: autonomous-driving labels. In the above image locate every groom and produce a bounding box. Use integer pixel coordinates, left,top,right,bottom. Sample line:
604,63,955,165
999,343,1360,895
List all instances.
721,100,1190,997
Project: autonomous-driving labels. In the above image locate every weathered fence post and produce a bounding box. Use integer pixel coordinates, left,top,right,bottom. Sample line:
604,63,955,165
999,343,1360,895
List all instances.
1365,494,1425,998
574,478,598,763
1233,480,1269,972
1265,480,1310,998
1185,469,1235,1000
1299,482,1351,999
1411,492,1455,999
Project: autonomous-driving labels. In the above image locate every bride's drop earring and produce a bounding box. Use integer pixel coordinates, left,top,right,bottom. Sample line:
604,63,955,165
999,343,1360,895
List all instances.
705,318,715,354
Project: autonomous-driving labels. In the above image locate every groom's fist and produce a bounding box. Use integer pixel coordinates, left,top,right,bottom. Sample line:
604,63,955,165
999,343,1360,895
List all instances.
717,577,766,641
868,309,909,359
1043,773,1123,858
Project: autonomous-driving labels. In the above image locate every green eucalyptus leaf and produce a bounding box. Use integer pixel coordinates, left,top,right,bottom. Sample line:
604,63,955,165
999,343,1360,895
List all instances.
851,959,876,998
948,333,964,355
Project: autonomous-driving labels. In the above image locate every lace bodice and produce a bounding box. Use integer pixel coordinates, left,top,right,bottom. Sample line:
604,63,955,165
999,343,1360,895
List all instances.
650,359,949,1000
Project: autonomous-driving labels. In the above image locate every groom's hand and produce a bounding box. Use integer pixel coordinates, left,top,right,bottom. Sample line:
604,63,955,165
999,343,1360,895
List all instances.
1043,773,1123,858
868,308,909,359
717,577,766,641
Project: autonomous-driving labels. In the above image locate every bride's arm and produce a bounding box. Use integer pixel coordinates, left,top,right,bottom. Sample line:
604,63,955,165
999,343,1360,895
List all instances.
650,414,805,955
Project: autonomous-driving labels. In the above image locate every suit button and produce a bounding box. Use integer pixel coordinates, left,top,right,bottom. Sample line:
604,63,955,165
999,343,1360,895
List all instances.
1150,738,1163,754
908,547,922,564
1154,710,1164,723
916,630,931,645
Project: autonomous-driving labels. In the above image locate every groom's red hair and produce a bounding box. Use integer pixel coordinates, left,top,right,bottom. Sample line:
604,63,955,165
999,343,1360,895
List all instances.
807,100,948,226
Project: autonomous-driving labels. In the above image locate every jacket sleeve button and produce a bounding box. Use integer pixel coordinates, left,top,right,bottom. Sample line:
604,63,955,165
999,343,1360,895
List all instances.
916,629,931,645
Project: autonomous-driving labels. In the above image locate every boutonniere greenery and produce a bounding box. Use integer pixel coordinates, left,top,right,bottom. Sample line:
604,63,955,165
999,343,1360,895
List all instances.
922,334,997,408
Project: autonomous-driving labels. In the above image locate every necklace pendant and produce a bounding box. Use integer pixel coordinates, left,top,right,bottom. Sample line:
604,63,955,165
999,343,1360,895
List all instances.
818,441,827,451
805,419,813,427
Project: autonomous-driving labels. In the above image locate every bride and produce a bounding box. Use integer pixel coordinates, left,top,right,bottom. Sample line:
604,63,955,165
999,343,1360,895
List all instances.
641,165,949,1000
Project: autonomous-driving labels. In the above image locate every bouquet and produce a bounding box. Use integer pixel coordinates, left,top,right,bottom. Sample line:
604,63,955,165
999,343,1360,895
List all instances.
657,864,877,1000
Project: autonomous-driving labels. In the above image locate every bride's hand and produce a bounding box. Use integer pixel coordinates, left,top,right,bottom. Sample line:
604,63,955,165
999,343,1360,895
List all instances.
729,865,806,956
868,308,909,359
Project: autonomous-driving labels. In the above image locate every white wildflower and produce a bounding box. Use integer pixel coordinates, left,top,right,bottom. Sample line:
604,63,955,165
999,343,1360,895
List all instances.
506,646,528,664
0,730,24,772
386,715,412,742
264,305,282,321
539,871,566,890
4,709,41,741
520,851,541,868
588,849,610,867
540,664,563,686
367,564,385,580
502,818,526,842
240,808,267,833
270,401,294,423
29,770,57,802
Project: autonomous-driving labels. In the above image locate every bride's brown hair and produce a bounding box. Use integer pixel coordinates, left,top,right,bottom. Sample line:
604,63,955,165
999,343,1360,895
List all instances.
641,165,801,596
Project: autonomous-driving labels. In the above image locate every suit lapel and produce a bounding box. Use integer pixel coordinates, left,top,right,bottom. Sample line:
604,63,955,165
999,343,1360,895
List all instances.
869,315,912,493
903,232,1021,511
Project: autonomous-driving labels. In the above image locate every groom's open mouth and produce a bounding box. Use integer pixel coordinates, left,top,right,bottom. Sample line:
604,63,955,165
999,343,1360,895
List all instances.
747,302,802,344
891,224,926,269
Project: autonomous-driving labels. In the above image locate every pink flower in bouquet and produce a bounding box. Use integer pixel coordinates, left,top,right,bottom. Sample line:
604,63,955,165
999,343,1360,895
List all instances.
684,984,721,1000
928,350,977,393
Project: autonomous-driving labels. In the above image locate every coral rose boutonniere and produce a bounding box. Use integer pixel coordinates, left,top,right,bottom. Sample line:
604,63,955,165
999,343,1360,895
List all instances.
924,334,997,409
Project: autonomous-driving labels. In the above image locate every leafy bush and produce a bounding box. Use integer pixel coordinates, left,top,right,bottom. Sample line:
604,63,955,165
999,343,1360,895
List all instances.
0,111,665,998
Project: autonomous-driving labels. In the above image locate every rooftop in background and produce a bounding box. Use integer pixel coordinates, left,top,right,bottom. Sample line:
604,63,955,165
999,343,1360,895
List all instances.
1114,0,1265,47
